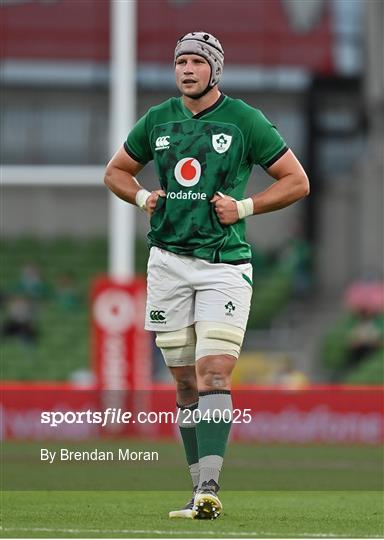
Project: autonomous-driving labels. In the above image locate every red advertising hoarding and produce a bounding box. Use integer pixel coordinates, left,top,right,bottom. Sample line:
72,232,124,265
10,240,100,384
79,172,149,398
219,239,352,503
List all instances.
91,276,152,390
1,385,383,444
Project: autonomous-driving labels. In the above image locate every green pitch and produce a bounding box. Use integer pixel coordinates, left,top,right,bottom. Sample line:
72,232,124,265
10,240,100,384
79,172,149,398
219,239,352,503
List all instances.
1,490,383,538
2,440,382,491
1,440,383,537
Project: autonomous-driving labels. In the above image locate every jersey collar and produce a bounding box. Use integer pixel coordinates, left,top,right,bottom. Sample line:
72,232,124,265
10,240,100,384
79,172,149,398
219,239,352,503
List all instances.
180,93,226,119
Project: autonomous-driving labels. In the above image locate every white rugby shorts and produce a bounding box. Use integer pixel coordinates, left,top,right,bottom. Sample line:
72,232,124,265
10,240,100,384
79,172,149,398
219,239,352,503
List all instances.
145,247,253,332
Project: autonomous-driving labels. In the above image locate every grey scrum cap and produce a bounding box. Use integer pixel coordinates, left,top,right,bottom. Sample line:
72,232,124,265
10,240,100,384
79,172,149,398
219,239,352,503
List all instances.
174,31,224,88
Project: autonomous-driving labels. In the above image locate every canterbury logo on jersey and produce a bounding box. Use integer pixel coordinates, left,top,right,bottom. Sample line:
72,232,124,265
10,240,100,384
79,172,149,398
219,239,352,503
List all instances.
150,310,166,323
155,136,170,151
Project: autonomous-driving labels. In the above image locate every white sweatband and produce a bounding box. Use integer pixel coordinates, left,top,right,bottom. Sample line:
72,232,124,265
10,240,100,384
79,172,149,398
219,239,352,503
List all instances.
135,189,151,211
236,198,254,220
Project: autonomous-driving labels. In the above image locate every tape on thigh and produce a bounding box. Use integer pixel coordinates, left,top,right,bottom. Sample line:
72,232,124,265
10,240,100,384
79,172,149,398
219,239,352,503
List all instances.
195,321,245,361
155,325,196,367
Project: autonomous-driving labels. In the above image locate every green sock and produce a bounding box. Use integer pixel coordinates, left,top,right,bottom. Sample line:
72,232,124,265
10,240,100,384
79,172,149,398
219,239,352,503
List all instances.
195,390,233,486
177,402,199,487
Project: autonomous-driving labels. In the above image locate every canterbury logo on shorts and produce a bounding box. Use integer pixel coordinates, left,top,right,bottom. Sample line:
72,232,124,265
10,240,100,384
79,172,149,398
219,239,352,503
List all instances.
150,310,166,323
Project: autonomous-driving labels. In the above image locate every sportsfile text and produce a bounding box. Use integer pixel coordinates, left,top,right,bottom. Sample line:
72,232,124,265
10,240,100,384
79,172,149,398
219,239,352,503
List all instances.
41,408,252,427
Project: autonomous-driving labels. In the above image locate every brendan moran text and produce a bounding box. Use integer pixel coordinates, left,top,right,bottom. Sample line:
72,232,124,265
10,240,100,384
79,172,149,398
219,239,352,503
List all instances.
40,448,159,463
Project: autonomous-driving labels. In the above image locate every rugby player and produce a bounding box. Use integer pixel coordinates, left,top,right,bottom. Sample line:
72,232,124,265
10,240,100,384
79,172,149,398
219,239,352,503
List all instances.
104,31,309,519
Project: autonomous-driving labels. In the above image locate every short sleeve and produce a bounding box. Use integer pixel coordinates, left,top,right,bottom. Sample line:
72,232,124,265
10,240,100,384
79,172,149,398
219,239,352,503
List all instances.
124,112,153,165
248,110,288,169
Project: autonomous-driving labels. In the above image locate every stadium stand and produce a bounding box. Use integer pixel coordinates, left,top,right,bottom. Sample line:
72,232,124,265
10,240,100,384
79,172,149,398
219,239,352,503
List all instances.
1,237,311,381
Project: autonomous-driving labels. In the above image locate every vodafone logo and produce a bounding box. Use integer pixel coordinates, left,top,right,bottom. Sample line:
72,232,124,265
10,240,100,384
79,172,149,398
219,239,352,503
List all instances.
174,158,201,187
93,290,134,332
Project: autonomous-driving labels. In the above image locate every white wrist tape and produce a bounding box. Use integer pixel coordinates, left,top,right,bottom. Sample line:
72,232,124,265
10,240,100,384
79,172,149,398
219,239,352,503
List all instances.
236,198,254,219
135,189,151,211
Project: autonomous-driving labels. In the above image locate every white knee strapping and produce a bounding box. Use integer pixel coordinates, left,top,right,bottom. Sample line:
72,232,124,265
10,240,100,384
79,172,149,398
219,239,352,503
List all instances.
195,321,245,361
155,326,196,367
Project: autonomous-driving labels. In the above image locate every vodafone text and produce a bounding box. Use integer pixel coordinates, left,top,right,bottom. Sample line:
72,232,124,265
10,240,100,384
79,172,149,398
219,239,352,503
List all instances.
41,408,252,427
166,190,207,200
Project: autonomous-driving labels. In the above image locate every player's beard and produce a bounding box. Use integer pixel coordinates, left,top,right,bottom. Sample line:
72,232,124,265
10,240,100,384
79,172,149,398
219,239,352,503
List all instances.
180,82,214,100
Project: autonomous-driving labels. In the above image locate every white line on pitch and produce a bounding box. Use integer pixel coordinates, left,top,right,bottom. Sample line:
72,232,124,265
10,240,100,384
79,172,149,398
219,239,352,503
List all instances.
0,527,381,538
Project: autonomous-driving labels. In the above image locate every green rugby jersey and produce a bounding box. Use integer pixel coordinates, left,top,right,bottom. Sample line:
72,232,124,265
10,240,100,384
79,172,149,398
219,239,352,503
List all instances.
124,94,288,263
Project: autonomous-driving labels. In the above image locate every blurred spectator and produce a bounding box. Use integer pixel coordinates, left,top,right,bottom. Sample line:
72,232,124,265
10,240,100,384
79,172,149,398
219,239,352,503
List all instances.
345,279,384,315
274,358,310,389
17,263,49,301
345,278,384,367
321,279,384,382
54,272,80,311
1,295,38,345
347,309,383,366
281,229,312,298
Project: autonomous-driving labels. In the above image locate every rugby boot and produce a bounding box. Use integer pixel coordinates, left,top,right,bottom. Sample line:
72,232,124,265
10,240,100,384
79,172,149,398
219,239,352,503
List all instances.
169,487,197,519
194,479,222,520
